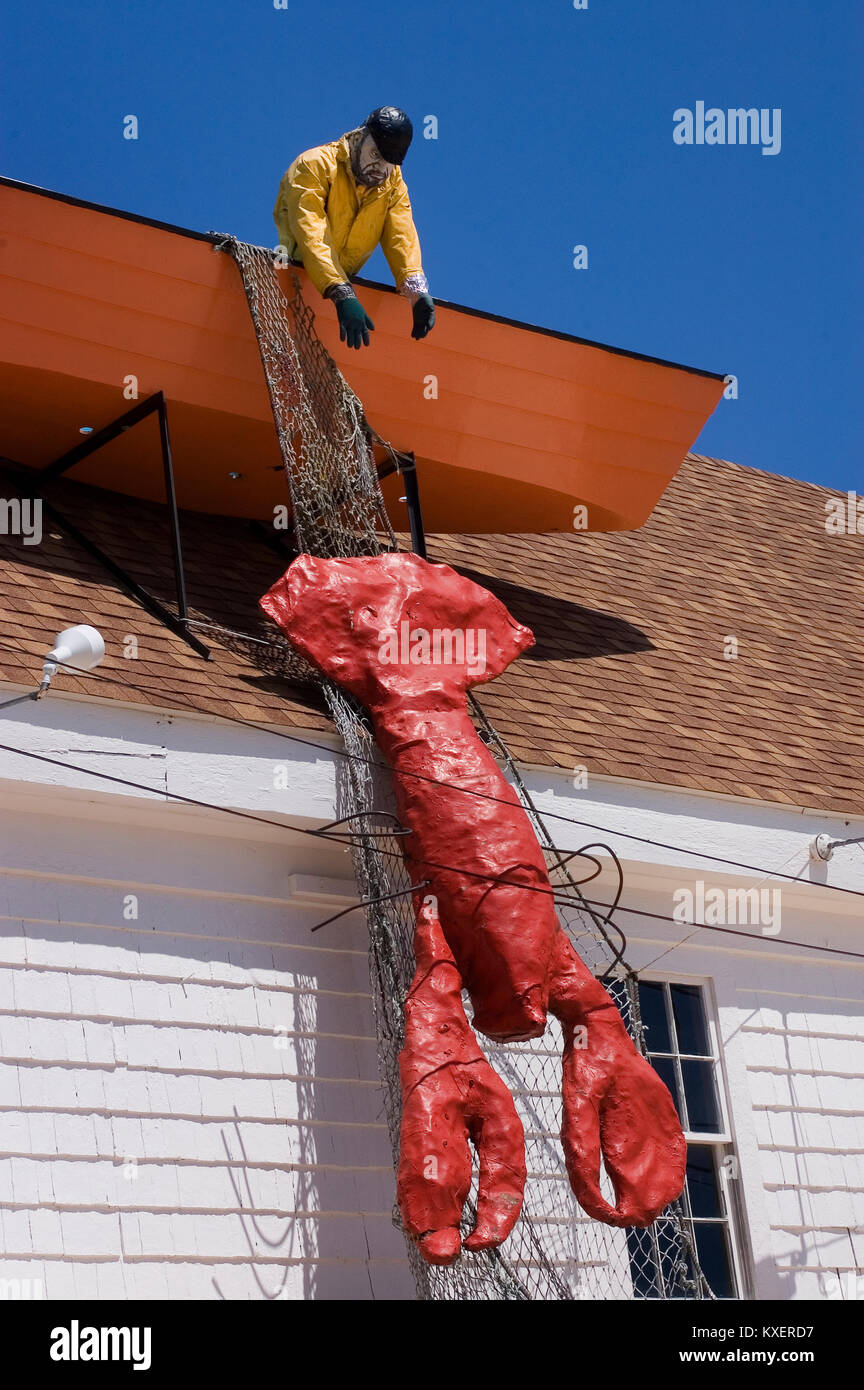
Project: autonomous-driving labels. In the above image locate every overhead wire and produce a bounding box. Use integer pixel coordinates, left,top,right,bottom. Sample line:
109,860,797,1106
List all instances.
0,735,861,962
2,635,861,978
0,636,860,906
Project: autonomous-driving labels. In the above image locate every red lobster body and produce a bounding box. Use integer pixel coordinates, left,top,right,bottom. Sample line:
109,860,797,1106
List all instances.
261,552,686,1256
376,704,556,1042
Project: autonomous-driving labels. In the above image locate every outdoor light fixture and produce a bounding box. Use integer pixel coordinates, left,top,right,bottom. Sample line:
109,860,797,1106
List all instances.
809,831,864,862
810,834,835,862
39,624,106,695
0,624,106,712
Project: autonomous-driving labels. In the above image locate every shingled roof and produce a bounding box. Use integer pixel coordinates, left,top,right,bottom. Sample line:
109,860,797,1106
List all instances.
0,453,860,816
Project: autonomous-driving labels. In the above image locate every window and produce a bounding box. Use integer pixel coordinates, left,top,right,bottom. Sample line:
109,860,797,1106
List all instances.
604,976,743,1299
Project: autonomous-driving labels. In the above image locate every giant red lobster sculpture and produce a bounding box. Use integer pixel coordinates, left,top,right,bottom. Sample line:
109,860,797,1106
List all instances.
261,553,686,1265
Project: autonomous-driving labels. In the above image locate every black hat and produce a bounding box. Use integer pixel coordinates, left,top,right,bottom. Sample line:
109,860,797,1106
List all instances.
365,107,413,164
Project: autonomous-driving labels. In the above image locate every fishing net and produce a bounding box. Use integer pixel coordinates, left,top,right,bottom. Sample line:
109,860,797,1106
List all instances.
216,235,713,1302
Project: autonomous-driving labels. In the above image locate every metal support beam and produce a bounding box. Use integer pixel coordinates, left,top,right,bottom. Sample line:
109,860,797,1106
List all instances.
0,462,212,660
156,394,190,623
369,430,428,559
40,496,212,659
396,451,427,559
39,393,164,481
1,389,211,659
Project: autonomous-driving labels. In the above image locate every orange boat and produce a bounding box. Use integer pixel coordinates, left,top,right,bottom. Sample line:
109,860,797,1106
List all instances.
0,175,725,533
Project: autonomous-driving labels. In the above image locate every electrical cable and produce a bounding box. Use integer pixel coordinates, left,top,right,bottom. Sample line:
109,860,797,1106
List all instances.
560,841,628,968
576,896,861,962
0,690,38,711
0,735,861,962
0,729,608,912
2,636,861,993
0,636,860,906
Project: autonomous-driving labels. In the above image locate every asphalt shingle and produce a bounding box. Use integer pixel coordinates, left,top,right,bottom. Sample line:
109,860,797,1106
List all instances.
0,452,860,815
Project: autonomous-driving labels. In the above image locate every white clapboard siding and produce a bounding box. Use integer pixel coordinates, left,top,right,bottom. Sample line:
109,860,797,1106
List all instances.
733,954,864,1295
0,801,413,1300
3,775,863,1302
0,792,637,1301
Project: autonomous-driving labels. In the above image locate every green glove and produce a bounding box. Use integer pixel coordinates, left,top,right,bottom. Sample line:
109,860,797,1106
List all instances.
411,293,436,340
336,296,375,349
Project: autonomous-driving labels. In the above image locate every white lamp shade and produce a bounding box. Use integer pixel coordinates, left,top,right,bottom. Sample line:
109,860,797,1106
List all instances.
45,625,106,672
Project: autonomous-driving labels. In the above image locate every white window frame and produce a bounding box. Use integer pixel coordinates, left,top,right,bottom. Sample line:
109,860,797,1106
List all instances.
635,970,750,1300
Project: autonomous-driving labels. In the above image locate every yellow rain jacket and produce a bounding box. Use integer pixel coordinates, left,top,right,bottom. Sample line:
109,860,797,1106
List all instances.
273,133,425,297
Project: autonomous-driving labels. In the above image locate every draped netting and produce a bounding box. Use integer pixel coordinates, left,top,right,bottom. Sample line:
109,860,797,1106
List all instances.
217,235,713,1302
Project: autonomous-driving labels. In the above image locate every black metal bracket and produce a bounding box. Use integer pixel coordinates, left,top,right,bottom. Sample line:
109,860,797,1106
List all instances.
396,451,427,560
21,391,211,659
3,391,427,661
369,432,428,560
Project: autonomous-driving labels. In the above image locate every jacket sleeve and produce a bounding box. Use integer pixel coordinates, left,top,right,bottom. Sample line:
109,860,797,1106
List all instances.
274,158,347,296
380,176,425,290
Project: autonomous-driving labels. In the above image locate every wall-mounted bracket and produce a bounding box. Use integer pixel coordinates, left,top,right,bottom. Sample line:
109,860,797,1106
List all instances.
10,391,211,659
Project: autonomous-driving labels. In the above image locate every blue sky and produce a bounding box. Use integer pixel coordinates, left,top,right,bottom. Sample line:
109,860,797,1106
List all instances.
2,0,861,489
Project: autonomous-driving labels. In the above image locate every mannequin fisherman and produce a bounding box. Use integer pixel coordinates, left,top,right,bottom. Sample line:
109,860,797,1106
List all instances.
274,106,435,350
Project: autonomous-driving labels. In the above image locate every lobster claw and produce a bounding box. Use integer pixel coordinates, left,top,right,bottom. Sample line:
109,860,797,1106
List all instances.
397,899,527,1264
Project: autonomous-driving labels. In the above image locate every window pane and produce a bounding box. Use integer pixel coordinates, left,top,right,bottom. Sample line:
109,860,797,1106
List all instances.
686,1146,723,1218
671,983,711,1056
681,1059,721,1132
625,1203,735,1300
692,1222,736,1299
639,980,672,1052
649,1055,681,1121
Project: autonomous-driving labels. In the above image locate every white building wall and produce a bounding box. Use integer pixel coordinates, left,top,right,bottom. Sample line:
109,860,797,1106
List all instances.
717,949,864,1298
612,878,864,1300
0,689,861,1300
0,797,408,1299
